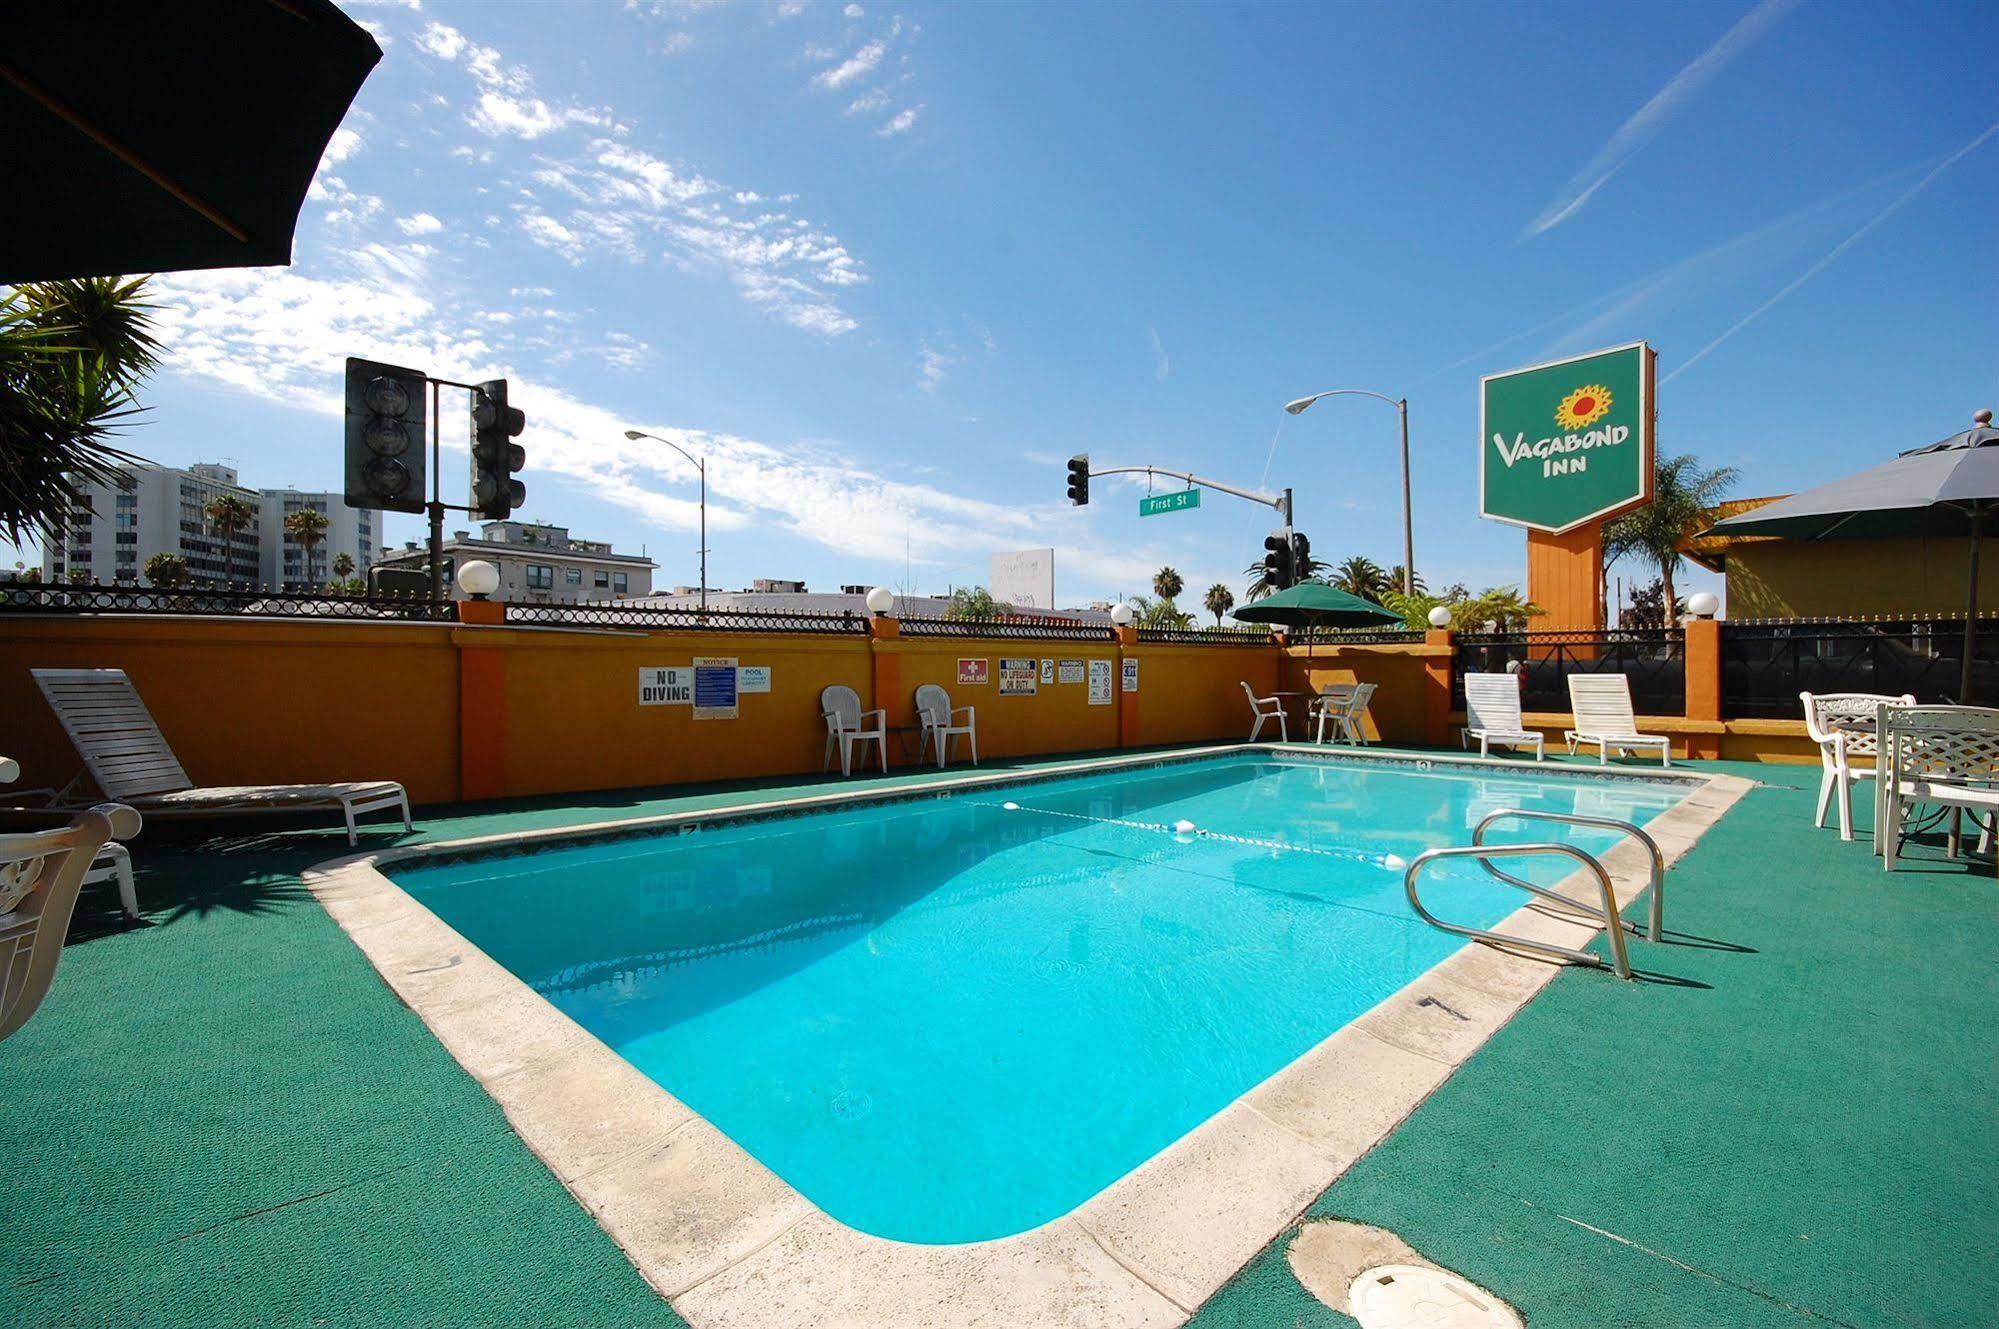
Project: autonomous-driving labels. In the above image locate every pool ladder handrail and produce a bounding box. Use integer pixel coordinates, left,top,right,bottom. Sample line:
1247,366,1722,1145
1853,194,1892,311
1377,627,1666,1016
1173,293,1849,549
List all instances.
1474,809,1666,943
1403,842,1634,980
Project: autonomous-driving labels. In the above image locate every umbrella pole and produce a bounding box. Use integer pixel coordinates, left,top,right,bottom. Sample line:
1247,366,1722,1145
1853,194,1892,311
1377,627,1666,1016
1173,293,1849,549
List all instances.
1963,514,1982,703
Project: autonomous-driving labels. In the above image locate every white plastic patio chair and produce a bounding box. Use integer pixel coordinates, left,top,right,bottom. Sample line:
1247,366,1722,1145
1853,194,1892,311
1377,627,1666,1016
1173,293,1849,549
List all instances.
1802,691,1913,841
1564,675,1671,766
1877,703,1999,872
1311,682,1377,745
1,802,141,1042
914,684,977,769
1462,672,1545,760
0,755,139,920
1241,681,1288,742
820,685,887,776
32,669,412,847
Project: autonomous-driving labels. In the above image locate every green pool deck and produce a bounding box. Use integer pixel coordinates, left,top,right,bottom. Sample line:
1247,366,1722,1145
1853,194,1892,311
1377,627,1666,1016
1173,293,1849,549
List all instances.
3,748,1994,1327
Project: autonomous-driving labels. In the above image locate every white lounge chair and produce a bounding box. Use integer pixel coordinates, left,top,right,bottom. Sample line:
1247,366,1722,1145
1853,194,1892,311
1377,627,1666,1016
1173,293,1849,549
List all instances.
1461,672,1544,760
914,684,977,769
821,685,887,776
2,802,141,1042
1564,675,1671,766
1310,682,1377,745
1878,704,1999,872
1241,681,1288,742
1,754,139,920
1802,690,1912,841
32,669,412,846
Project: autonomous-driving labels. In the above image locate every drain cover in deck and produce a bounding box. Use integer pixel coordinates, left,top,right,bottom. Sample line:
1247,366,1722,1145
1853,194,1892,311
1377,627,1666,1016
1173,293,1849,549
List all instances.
1348,1264,1523,1329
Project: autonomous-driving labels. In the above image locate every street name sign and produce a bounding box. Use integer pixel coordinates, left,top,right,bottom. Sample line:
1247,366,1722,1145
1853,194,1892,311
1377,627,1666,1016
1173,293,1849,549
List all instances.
1139,488,1201,517
1480,341,1654,533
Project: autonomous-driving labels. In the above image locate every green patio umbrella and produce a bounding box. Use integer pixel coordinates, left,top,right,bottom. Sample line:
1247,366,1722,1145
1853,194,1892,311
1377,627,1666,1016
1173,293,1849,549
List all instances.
1232,579,1403,650
0,0,382,282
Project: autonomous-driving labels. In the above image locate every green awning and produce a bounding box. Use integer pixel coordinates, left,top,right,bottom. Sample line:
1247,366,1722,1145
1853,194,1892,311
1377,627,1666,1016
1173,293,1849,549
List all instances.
1231,580,1402,628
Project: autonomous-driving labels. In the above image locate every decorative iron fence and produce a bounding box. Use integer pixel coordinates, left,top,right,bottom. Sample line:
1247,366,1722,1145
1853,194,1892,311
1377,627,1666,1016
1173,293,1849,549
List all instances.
0,580,456,622
503,601,869,634
1134,626,1278,645
1292,628,1428,647
1720,616,1999,717
896,615,1111,641
1453,629,1685,715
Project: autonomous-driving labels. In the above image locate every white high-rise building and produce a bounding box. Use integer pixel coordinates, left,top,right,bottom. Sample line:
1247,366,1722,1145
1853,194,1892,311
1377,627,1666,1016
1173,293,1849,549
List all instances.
43,461,380,589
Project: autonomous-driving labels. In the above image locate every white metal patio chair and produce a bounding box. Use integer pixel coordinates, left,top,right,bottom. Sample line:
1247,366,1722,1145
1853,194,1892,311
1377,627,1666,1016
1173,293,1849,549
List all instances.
0,754,139,920
32,669,412,847
914,684,977,769
820,685,887,777
1311,682,1377,745
1877,703,1999,872
1564,675,1672,766
1802,691,1913,841
2,802,141,1043
1241,681,1288,743
1461,672,1545,760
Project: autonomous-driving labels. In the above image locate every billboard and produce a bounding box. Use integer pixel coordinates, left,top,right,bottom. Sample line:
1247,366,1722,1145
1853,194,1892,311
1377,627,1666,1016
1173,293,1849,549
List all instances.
990,547,1055,610
1480,341,1654,534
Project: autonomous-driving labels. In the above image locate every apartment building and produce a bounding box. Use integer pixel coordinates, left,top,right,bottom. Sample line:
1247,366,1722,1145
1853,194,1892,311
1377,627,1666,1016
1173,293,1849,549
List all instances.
372,520,656,602
43,461,379,588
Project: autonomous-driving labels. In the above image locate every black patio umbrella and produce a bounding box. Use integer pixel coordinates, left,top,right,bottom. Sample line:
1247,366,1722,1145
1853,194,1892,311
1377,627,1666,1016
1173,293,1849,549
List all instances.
0,0,382,283
1705,410,1999,701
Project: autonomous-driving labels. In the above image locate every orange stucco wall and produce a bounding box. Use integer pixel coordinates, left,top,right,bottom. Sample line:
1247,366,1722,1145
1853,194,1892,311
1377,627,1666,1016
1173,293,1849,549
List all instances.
885,639,1124,759
0,618,463,804
1281,642,1448,744
1130,645,1283,747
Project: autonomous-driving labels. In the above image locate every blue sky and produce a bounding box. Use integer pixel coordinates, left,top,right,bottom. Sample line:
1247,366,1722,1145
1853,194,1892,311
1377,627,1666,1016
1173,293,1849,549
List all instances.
12,0,1995,609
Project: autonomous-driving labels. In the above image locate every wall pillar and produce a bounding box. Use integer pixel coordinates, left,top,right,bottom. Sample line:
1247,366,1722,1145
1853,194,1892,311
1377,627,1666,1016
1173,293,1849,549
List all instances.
1115,625,1138,749
1423,628,1454,748
868,613,903,763
1682,616,1722,759
455,599,506,802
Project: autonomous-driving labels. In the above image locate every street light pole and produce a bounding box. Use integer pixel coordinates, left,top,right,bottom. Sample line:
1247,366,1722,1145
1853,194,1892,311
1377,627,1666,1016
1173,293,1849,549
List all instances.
1283,388,1415,595
623,429,707,611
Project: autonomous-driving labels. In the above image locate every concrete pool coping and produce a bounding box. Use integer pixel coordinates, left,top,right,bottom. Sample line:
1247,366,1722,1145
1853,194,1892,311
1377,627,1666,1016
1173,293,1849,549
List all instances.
301,743,1751,1327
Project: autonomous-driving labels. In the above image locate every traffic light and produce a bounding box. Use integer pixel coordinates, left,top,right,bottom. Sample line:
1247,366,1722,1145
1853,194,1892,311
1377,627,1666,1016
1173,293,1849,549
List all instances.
1263,529,1295,591
469,378,527,521
1066,454,1090,506
1289,530,1311,583
343,357,427,514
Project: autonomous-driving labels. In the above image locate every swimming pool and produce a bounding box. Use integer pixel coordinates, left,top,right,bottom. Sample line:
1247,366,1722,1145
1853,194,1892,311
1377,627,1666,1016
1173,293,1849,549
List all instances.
394,752,1684,1244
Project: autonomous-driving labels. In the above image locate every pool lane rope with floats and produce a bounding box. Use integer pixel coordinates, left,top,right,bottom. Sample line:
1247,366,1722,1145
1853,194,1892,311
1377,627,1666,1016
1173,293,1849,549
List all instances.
990,801,1407,872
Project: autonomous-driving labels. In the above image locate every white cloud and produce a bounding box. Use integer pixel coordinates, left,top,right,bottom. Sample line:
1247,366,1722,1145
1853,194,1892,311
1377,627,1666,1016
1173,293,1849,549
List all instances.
414,20,466,61
813,37,887,90
396,211,444,236
519,212,585,263
470,90,609,140
1525,0,1798,237
323,127,364,167
846,88,890,115
844,3,865,16
1147,326,1169,381
659,32,695,55
917,344,953,393
877,105,919,137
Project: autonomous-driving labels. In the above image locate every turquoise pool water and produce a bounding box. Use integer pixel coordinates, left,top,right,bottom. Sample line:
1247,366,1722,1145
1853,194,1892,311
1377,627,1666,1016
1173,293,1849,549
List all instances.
395,754,1684,1243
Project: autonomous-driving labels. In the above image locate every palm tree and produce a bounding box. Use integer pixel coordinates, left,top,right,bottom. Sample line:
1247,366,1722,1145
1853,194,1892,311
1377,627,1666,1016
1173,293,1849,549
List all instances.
1128,595,1192,630
1386,565,1426,596
1203,582,1235,626
0,276,159,545
1152,566,1184,602
1241,549,1330,602
1603,454,1737,627
143,551,189,587
1331,555,1389,600
203,494,257,585
330,551,356,593
283,507,330,590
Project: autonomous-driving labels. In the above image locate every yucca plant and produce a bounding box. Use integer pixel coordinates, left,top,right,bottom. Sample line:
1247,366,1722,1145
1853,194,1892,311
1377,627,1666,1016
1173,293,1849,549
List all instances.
0,276,159,546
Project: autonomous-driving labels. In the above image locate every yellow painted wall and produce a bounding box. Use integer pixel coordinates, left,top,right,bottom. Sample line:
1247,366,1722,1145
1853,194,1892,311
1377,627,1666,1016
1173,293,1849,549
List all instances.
0,618,463,804
888,639,1122,759
495,628,876,797
1281,644,1444,744
1724,538,1998,617
1130,645,1282,747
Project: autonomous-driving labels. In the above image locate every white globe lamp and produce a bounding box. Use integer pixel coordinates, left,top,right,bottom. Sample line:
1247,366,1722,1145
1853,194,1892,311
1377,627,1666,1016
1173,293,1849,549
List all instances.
1685,590,1720,620
864,585,895,615
1426,605,1452,629
1109,602,1134,627
457,559,501,600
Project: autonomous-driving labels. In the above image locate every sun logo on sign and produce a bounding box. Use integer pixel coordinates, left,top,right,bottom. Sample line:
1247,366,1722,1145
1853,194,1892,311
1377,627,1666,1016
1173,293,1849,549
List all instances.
1554,384,1612,431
